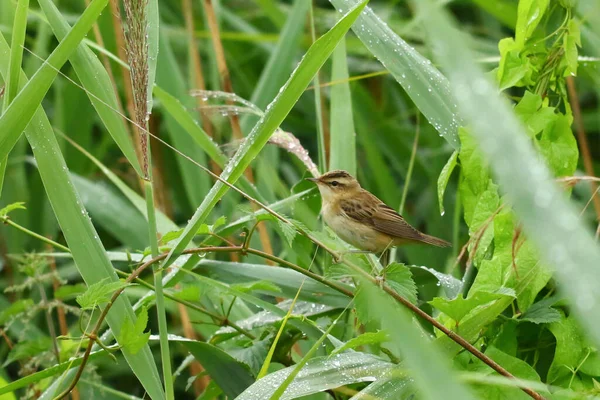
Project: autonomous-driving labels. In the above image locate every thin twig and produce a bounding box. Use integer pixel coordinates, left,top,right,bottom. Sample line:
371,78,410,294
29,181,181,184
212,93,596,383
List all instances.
566,76,600,220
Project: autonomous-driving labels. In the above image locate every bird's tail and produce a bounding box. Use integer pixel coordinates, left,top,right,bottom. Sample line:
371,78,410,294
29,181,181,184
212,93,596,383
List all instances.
420,234,451,248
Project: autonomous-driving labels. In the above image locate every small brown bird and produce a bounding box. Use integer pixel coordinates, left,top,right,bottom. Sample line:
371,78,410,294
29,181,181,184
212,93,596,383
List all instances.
307,170,450,253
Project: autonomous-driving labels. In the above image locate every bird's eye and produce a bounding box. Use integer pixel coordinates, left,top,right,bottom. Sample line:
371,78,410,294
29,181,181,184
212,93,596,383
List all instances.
331,181,339,187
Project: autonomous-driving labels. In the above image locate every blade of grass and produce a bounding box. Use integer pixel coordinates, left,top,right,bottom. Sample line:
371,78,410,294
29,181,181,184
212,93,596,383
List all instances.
5,0,27,102
161,1,369,269
36,0,143,175
329,0,462,149
253,0,286,29
0,32,165,400
0,0,29,197
309,3,327,172
0,0,110,161
329,37,356,175
416,0,600,349
240,0,310,134
155,29,210,209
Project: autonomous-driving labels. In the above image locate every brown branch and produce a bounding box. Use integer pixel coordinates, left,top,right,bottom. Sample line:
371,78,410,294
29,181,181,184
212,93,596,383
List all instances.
566,76,600,220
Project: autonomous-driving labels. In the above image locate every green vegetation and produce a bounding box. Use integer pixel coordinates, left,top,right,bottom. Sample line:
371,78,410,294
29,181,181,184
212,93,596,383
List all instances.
1,0,600,399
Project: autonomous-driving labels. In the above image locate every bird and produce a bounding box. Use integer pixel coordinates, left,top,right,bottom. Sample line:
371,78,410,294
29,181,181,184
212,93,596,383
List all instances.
307,170,451,254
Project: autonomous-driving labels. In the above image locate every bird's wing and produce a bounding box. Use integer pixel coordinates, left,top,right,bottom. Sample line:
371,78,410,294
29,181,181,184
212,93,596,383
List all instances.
339,191,424,241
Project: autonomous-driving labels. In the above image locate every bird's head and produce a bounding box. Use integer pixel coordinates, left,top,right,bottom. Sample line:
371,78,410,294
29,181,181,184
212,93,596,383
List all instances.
306,170,361,202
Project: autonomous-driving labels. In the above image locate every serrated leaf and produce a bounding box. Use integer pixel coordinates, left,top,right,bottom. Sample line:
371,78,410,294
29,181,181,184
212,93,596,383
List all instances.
160,229,184,245
0,202,26,217
384,263,417,305
277,219,297,247
231,280,282,294
118,307,150,355
212,216,227,230
437,150,458,216
331,330,389,356
76,278,129,310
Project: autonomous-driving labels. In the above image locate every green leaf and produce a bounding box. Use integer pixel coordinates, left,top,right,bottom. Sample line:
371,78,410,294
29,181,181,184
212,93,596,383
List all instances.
458,127,492,225
331,330,389,356
76,278,129,310
184,341,254,398
430,290,514,324
0,202,25,217
437,150,458,216
538,113,579,177
199,260,350,308
118,307,151,355
0,376,16,400
161,0,369,269
384,263,418,305
71,174,148,249
519,297,561,324
37,0,142,175
329,37,356,175
5,0,28,103
330,0,462,149
515,0,549,47
547,313,586,384
0,0,109,161
238,353,392,399
277,219,297,247
514,91,557,137
469,346,545,400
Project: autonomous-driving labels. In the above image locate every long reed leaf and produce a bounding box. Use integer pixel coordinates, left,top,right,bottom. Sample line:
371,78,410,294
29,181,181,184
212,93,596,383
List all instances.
0,0,110,161
36,0,143,175
0,32,165,400
329,0,462,149
329,37,356,175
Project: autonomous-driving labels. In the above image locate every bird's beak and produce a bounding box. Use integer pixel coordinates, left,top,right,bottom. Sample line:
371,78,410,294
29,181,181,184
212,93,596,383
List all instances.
306,177,320,183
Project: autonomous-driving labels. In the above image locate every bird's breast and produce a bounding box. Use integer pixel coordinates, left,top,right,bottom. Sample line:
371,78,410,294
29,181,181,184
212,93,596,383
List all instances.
322,202,393,252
